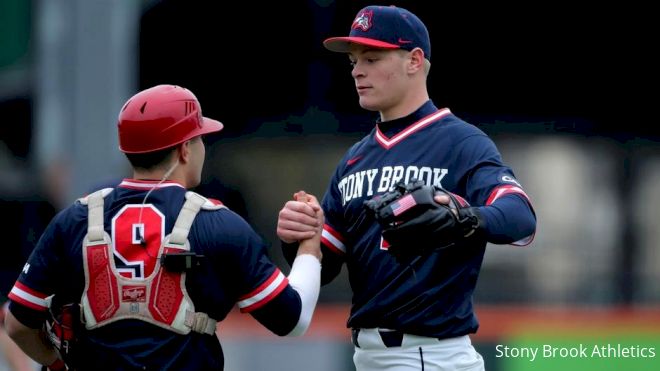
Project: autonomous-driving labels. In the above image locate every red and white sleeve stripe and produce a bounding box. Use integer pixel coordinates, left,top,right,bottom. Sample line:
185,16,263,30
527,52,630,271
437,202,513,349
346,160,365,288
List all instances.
321,224,346,255
485,184,530,205
237,269,288,313
8,282,49,312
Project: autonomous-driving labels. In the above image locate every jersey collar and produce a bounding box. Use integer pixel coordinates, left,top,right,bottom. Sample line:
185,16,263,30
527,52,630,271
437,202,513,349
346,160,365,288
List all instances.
118,178,186,190
375,101,451,149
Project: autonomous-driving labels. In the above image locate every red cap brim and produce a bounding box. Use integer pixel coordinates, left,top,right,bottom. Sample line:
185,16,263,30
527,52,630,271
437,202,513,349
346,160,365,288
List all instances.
199,117,224,135
323,36,400,53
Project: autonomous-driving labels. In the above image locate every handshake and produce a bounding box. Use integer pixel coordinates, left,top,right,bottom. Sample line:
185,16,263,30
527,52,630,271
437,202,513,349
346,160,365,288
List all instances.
277,191,324,261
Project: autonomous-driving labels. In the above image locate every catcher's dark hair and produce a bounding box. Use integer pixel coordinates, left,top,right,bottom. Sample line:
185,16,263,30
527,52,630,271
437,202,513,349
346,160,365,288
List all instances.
124,146,177,170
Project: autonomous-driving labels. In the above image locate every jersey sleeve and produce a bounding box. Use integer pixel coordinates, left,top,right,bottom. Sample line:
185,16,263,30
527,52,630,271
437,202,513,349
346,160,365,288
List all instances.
320,162,348,255
206,211,290,313
455,134,536,245
455,134,530,206
8,209,69,327
201,209,308,335
319,164,348,284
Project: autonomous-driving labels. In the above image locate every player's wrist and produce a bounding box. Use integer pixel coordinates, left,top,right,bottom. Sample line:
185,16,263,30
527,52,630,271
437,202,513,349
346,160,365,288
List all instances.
296,239,322,261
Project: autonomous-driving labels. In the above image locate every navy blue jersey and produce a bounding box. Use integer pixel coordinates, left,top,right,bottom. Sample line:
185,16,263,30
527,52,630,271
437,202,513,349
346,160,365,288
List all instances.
320,101,535,338
9,179,297,370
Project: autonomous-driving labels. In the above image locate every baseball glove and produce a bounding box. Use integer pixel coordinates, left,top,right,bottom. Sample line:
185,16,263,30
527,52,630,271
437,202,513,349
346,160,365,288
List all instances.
363,180,481,258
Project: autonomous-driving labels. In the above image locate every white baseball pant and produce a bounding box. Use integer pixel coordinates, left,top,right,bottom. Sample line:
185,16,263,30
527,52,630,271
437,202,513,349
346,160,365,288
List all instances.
352,328,485,371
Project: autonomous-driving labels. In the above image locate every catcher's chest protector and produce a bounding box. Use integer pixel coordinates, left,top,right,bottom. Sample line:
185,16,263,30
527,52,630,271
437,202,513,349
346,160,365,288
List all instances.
79,189,217,335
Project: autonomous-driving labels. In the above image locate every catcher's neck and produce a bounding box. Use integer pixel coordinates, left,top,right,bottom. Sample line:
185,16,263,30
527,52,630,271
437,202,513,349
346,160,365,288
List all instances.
132,161,186,187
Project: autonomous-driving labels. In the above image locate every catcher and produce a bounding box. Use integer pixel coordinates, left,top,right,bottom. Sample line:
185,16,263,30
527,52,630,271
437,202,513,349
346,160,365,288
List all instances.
4,85,324,370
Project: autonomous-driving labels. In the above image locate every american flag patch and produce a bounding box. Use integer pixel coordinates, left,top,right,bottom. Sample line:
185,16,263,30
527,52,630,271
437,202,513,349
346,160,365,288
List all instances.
391,194,417,216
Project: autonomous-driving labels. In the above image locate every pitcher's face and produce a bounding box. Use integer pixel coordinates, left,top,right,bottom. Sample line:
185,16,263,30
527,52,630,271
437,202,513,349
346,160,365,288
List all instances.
349,46,411,114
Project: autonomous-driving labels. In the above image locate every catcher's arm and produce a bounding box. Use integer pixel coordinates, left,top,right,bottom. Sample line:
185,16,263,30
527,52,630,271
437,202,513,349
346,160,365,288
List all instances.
4,308,65,370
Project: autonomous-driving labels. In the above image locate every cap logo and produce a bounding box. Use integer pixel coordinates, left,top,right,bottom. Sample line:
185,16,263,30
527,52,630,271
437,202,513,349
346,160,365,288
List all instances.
184,100,203,128
352,10,373,31
184,100,195,115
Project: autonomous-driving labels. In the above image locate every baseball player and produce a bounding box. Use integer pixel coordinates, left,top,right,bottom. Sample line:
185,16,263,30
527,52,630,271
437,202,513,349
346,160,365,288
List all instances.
277,5,536,371
5,85,324,370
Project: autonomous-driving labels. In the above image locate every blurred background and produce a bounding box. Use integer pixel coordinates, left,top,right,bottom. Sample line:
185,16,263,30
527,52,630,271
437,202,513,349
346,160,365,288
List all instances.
1,0,658,370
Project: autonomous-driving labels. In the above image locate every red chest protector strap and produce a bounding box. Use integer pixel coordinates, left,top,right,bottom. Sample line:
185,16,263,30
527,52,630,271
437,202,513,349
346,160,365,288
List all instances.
80,189,217,335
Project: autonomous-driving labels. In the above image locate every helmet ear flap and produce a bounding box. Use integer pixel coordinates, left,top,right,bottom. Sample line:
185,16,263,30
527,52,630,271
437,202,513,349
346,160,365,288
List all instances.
117,85,223,154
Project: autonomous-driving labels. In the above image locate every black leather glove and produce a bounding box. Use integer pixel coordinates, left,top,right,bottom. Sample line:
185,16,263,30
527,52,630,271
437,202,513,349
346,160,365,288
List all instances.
364,180,481,258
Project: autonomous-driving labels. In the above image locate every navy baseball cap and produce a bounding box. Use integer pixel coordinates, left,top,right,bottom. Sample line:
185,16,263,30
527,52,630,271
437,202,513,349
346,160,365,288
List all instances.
324,5,431,60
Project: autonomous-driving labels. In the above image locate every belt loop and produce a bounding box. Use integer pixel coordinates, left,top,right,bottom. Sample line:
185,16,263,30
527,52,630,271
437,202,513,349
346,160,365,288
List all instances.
378,330,404,348
351,328,361,348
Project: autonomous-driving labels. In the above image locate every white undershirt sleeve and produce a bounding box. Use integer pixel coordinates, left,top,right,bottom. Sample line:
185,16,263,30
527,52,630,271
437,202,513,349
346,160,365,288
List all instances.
285,253,321,337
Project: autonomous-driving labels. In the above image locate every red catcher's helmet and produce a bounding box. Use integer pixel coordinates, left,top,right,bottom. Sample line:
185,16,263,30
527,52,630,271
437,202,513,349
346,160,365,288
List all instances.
117,85,223,153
